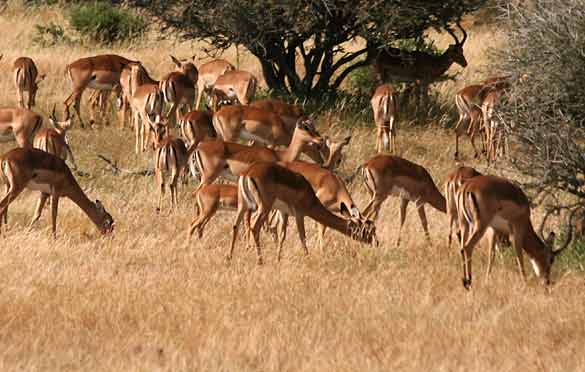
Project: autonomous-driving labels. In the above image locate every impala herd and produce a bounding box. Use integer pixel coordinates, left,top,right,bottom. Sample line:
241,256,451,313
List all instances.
0,47,576,289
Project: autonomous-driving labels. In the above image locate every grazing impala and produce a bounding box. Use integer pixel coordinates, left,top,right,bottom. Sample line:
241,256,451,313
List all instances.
0,107,43,148
160,55,199,126
371,84,398,153
195,58,235,109
65,54,137,128
444,166,482,249
210,70,257,109
127,62,164,153
321,135,351,170
362,155,446,246
277,160,364,249
194,118,322,191
229,162,377,264
151,123,197,213
13,57,46,109
0,148,114,237
456,175,574,288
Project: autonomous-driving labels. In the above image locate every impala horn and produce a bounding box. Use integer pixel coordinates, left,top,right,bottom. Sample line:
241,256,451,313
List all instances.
538,208,555,240
553,208,578,256
456,20,468,45
49,104,58,124
445,23,460,45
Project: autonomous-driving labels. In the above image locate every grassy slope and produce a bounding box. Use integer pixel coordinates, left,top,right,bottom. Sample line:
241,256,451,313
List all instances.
0,3,584,371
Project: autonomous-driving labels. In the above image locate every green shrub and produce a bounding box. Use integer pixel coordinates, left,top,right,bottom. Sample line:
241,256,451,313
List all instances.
69,2,146,44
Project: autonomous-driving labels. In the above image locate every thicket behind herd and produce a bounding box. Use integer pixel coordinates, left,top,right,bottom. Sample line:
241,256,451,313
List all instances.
0,2,584,371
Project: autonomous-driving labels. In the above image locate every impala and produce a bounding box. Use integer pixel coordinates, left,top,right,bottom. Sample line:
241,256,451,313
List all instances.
456,175,574,288
179,109,216,177
250,98,304,132
454,101,484,159
159,55,199,126
444,165,482,249
0,107,43,148
321,135,351,170
65,54,137,128
276,160,364,250
151,123,197,213
481,87,507,164
195,58,235,109
0,148,114,237
362,155,446,246
194,118,322,191
29,106,79,227
229,162,377,264
188,183,239,239
127,62,164,154
13,57,46,109
372,21,467,107
371,84,398,153
210,70,257,109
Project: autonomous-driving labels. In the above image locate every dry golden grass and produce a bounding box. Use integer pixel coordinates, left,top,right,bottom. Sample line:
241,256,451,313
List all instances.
0,3,584,371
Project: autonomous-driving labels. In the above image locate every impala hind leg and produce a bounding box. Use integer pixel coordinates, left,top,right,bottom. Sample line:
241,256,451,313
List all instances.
250,207,269,265
65,90,85,128
460,221,489,290
29,192,50,228
294,213,309,257
0,184,25,235
228,203,248,262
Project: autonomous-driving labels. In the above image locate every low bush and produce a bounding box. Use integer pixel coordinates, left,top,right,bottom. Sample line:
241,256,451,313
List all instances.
69,2,146,44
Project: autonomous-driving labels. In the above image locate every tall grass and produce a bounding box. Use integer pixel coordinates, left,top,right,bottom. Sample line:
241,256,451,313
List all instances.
0,3,582,371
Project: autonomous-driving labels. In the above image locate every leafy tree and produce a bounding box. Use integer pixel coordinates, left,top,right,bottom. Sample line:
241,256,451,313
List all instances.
132,0,484,98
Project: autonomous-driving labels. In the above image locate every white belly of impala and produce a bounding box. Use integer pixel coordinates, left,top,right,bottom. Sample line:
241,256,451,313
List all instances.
274,199,293,215
27,180,52,194
390,186,415,201
490,215,510,234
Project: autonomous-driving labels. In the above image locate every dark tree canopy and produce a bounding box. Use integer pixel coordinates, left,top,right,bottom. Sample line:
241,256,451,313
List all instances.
491,0,585,208
132,0,484,97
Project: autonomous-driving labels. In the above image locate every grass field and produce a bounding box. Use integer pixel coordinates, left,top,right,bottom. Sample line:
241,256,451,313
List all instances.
1,3,584,371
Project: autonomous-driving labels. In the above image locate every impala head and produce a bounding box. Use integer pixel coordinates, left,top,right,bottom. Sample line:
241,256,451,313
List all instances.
445,20,468,68
322,135,351,170
294,117,322,148
535,208,577,285
348,218,377,245
170,55,199,83
95,199,114,234
49,104,72,133
149,115,168,148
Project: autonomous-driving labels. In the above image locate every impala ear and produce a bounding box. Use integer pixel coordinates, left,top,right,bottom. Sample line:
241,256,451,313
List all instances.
170,55,182,68
342,135,352,146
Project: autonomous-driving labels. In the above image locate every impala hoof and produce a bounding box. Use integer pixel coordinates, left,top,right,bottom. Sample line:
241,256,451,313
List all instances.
462,278,472,290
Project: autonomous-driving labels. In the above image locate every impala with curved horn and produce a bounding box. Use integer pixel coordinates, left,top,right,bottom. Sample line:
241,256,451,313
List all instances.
456,175,575,288
372,21,468,85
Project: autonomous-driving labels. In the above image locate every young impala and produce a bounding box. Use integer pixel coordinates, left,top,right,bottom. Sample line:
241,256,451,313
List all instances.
13,57,46,109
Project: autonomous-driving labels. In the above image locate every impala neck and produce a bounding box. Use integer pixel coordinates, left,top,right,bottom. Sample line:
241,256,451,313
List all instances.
62,175,104,232
432,51,458,78
427,184,447,213
277,131,309,162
